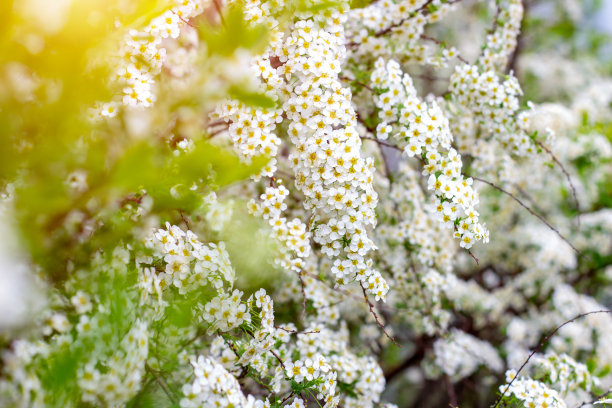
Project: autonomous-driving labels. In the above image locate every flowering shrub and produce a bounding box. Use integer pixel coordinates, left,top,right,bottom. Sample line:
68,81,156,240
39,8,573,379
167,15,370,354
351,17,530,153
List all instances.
1,0,612,407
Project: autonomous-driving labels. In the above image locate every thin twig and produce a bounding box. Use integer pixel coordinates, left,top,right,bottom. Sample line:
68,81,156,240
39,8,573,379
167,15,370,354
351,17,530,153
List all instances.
512,183,547,215
269,349,285,369
171,10,195,28
535,139,581,224
280,392,295,405
212,0,225,26
466,248,479,265
361,136,404,152
471,176,583,257
208,119,228,127
339,75,374,92
360,134,405,180
208,126,228,138
146,363,178,405
179,209,191,229
445,374,458,408
297,269,308,322
219,331,241,357
493,310,612,408
370,0,464,39
274,326,320,335
244,329,286,369
421,35,469,65
179,327,205,351
412,73,448,82
360,283,400,346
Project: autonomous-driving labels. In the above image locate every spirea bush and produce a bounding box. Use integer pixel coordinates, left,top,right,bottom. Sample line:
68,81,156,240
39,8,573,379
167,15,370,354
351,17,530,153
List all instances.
1,0,612,407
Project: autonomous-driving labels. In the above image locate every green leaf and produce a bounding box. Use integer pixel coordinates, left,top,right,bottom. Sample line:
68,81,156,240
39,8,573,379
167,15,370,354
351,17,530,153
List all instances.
198,3,269,57
228,86,278,109
338,380,359,398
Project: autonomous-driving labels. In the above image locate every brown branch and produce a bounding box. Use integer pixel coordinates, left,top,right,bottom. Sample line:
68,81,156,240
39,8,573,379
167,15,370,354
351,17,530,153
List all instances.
269,349,286,369
346,0,463,43
179,209,191,229
360,283,400,346
120,193,144,207
421,35,469,65
280,392,295,405
412,73,449,82
379,144,395,181
492,310,612,408
274,326,320,335
356,112,376,133
171,10,195,28
366,133,397,180
512,183,547,215
506,0,527,73
445,374,458,408
466,248,479,265
208,119,230,128
471,176,583,257
219,331,241,357
208,125,229,138
212,0,225,26
535,139,581,223
361,136,403,152
179,327,206,351
244,329,286,369
339,75,374,92
297,269,308,322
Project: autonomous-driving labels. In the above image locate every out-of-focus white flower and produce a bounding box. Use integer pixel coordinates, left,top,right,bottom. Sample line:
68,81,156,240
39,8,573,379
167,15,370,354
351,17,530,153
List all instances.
0,211,46,331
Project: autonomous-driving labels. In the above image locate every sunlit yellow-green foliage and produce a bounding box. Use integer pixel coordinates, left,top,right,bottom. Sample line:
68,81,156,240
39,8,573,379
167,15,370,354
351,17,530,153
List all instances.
0,1,284,405
0,0,278,282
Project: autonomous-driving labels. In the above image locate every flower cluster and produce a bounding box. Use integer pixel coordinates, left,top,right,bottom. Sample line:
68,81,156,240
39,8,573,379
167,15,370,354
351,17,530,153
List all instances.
202,289,250,332
181,356,260,408
449,64,534,156
501,371,567,408
285,357,337,402
115,0,205,109
279,15,388,299
477,0,524,71
4,0,612,407
371,58,489,248
379,164,455,270
79,320,149,406
429,328,504,381
533,352,595,393
293,325,386,408
345,0,463,66
248,184,311,272
143,222,235,296
213,100,283,179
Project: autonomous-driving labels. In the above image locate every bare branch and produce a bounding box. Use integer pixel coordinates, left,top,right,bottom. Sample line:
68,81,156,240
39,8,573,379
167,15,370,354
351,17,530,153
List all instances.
471,176,583,257
360,136,404,152
360,283,400,346
146,363,178,405
535,139,581,224
421,34,469,65
297,269,308,322
493,310,612,408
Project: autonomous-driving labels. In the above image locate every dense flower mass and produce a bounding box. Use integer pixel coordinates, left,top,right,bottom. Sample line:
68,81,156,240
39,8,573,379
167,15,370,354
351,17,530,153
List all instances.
371,58,489,248
1,0,612,407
